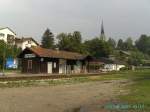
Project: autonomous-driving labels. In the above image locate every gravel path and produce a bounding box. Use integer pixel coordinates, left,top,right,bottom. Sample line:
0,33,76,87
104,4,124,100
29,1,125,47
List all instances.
0,80,128,112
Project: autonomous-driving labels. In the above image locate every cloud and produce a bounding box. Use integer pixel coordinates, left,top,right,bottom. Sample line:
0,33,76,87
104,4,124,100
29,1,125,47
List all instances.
1,0,150,42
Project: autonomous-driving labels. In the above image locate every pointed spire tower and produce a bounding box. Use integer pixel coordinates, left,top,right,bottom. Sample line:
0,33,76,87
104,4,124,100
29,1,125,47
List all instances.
100,20,106,41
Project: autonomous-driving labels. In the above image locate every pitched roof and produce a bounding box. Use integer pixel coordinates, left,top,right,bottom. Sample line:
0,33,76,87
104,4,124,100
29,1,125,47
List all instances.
100,58,126,65
0,27,16,35
19,46,87,60
119,50,131,56
89,57,126,65
15,37,39,45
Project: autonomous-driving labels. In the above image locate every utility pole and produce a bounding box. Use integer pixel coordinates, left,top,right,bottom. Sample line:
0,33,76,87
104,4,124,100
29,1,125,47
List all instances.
2,41,6,76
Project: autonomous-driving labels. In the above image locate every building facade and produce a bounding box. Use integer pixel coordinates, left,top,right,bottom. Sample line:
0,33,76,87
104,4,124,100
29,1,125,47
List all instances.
18,47,89,74
0,27,16,44
104,64,125,71
15,37,39,50
0,27,39,50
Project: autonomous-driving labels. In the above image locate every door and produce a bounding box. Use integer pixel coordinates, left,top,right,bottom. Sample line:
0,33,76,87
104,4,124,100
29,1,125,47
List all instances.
47,62,52,74
59,59,66,74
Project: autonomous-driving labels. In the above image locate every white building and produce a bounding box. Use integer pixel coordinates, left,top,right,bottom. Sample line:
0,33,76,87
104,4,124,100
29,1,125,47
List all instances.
98,58,126,71
0,27,39,50
15,37,39,50
0,27,16,44
104,64,125,71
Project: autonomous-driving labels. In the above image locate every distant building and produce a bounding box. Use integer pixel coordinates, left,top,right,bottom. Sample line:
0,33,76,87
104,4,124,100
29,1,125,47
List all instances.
0,27,39,50
0,27,16,45
101,58,126,71
89,57,126,72
15,37,39,50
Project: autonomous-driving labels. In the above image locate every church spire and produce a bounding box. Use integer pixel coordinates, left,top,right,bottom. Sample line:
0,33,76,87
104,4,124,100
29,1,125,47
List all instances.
101,20,105,35
100,20,106,41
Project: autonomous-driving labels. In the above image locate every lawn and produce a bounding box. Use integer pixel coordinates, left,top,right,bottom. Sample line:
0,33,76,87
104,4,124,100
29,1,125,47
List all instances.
118,69,150,111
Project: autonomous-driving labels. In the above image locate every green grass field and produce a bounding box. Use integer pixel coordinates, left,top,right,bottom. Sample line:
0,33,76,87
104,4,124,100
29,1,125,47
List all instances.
100,69,150,111
117,69,150,111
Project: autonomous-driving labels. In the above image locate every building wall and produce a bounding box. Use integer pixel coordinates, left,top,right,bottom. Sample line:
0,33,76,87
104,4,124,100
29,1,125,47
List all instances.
22,58,41,74
104,64,125,71
59,59,67,74
21,57,60,74
116,65,125,71
20,49,88,74
21,40,38,50
0,28,16,42
21,57,86,74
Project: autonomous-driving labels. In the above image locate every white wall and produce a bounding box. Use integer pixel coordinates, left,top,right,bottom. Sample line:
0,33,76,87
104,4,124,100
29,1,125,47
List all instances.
20,40,38,50
0,28,16,42
116,65,125,71
104,64,125,71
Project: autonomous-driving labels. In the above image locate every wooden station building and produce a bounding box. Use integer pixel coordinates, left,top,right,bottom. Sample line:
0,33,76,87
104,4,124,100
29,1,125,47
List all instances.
18,47,90,74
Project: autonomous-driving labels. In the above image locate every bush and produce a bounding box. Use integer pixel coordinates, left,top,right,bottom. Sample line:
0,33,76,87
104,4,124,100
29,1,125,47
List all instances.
120,67,129,71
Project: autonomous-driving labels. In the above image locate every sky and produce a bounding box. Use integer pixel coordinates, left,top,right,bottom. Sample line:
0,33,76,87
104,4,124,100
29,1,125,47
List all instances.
1,0,150,42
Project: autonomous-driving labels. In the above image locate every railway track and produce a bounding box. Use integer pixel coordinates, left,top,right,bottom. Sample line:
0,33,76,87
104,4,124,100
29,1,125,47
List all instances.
0,73,108,81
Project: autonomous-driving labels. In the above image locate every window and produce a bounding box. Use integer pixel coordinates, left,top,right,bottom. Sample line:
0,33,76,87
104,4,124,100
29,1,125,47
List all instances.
28,40,31,44
7,34,14,44
27,60,32,69
53,62,56,68
0,33,5,37
71,65,74,70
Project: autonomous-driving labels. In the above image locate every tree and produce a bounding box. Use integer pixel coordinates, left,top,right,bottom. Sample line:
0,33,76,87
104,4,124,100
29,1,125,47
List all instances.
117,39,124,50
56,31,85,53
108,38,116,48
0,40,21,70
41,28,54,49
84,38,112,57
135,35,150,55
57,33,72,51
124,37,134,50
72,31,82,44
127,51,145,66
71,31,84,53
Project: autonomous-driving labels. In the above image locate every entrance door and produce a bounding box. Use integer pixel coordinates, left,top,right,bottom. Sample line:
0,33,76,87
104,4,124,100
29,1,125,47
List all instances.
59,59,66,74
47,62,52,74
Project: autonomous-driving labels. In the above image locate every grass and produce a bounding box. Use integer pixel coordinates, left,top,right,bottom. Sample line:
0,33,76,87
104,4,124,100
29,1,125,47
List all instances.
117,69,150,111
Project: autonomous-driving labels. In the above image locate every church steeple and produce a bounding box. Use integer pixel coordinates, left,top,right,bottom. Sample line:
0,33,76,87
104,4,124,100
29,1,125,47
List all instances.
101,20,105,35
100,20,106,41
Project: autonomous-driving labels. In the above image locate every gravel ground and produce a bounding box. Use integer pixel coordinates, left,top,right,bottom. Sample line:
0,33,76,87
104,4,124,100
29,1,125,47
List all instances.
0,80,128,112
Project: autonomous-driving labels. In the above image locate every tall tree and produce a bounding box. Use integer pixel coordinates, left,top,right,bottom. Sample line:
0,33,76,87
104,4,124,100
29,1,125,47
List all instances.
135,35,150,55
72,31,82,44
108,38,116,48
57,33,71,51
56,31,84,53
84,38,112,57
117,39,124,50
41,28,54,49
124,37,134,50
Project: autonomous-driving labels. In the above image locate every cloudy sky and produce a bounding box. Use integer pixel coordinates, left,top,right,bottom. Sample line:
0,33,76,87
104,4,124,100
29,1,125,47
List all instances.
1,0,150,42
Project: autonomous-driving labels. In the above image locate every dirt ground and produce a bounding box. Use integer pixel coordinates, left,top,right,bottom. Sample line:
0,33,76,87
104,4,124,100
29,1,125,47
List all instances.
0,80,128,112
